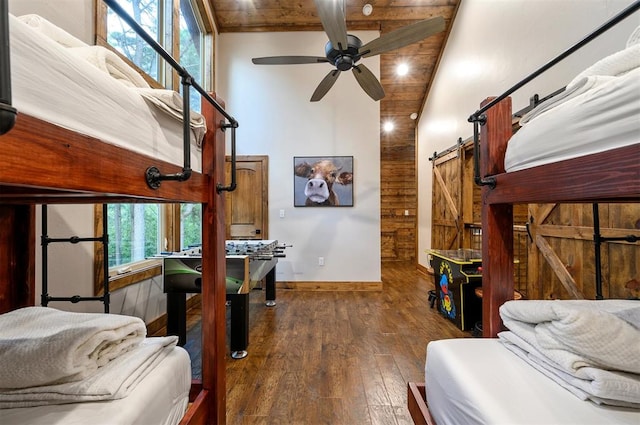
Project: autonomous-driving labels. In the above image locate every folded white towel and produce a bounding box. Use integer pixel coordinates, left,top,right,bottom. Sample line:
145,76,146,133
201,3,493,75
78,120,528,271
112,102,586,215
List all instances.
569,42,640,87
17,14,88,48
0,307,146,389
0,336,178,408
67,45,150,88
500,330,640,408
500,299,640,375
134,88,206,145
519,42,640,126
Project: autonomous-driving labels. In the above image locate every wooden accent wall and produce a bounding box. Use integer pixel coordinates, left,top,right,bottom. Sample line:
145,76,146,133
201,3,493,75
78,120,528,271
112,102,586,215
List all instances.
380,101,418,262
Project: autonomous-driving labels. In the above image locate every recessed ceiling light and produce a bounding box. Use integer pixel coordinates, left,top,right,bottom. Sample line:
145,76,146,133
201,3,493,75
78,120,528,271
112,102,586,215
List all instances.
396,63,409,76
383,121,395,132
410,112,418,120
362,4,373,16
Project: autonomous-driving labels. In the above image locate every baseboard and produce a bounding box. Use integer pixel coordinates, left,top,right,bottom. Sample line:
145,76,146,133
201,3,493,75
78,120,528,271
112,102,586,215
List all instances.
417,263,433,277
277,281,383,291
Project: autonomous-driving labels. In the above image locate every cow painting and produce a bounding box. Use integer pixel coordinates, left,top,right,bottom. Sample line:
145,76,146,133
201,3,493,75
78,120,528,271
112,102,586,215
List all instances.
294,157,353,206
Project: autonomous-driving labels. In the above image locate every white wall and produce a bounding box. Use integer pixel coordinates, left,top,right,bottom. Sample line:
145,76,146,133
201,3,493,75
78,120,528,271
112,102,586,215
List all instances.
417,0,639,269
217,32,382,283
8,0,94,43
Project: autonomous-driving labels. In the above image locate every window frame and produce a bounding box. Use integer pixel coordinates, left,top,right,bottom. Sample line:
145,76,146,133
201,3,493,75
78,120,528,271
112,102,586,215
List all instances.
93,0,214,295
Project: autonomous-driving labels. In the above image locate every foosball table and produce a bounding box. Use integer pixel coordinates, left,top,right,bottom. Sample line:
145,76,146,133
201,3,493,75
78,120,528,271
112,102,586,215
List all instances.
163,240,290,359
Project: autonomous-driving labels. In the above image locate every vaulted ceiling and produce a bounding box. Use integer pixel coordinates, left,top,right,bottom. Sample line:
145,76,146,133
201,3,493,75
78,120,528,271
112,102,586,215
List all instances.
208,0,460,130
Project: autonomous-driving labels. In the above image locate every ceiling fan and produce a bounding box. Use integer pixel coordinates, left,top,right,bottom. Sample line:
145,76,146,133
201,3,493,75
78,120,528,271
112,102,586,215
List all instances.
251,0,445,102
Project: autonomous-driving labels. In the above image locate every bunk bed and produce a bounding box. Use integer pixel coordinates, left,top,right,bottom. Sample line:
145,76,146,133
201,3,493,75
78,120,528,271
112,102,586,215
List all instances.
408,3,640,424
0,1,233,424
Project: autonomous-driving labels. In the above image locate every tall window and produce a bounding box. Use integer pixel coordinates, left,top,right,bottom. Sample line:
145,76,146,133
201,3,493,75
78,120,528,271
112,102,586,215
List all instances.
107,0,164,81
179,0,203,112
96,0,212,287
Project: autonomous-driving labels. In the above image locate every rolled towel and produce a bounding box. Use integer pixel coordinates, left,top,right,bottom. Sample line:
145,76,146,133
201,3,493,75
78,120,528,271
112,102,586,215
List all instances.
0,307,146,389
17,14,87,48
67,45,150,88
133,87,207,145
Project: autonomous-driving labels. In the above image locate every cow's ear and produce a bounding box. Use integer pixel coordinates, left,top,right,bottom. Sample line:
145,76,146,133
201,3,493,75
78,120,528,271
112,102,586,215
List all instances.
294,162,312,177
337,172,353,185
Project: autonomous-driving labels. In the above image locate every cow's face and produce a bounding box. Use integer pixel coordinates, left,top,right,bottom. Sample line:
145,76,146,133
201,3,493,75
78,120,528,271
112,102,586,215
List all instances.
295,160,353,205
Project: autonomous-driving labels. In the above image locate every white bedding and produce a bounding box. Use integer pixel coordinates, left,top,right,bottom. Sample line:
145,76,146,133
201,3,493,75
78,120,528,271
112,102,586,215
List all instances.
9,14,203,172
498,299,640,408
504,27,640,172
0,345,191,425
425,338,640,425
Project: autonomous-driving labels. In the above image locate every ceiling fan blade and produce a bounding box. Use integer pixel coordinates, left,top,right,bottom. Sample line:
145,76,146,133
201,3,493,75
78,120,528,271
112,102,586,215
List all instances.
310,69,341,102
313,0,348,51
359,16,446,58
352,64,385,101
252,56,330,65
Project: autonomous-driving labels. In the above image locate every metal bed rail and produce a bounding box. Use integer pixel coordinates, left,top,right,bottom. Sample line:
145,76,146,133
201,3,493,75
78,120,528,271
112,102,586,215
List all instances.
0,0,238,192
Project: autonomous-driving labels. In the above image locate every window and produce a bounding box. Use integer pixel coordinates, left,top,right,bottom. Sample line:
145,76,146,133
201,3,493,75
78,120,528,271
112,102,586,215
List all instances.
95,0,214,293
107,204,162,267
180,203,202,249
106,0,164,82
179,1,204,112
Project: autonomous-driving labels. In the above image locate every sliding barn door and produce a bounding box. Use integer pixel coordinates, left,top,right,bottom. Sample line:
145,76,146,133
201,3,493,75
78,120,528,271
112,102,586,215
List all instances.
527,203,640,300
431,149,463,251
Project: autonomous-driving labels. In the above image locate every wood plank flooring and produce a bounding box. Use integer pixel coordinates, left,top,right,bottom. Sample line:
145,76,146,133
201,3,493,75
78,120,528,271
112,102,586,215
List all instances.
184,261,469,424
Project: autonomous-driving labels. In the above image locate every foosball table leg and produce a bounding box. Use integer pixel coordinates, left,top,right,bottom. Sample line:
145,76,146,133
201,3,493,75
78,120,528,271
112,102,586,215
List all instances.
265,267,276,307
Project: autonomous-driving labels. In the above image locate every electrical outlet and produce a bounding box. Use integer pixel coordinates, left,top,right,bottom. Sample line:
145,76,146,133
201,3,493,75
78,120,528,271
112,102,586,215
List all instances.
404,209,409,216
279,209,285,218
318,257,324,266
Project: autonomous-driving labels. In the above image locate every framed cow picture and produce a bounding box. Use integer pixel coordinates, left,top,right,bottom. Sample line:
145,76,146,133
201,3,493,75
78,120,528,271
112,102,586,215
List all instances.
293,156,354,207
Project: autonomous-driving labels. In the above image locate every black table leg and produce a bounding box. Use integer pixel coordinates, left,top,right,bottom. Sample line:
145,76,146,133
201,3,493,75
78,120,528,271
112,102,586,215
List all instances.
265,266,276,307
166,292,187,346
229,292,249,359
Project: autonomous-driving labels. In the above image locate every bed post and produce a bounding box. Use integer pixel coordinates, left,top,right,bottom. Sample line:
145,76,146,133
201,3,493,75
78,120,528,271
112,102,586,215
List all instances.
199,93,228,425
479,96,514,338
0,205,35,314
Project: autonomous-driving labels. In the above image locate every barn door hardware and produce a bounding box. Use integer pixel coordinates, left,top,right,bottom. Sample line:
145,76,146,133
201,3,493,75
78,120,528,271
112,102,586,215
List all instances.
0,0,16,135
103,0,239,190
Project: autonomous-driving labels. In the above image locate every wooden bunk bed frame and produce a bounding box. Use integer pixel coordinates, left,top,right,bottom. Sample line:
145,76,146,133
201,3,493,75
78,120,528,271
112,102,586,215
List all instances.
0,2,231,423
408,3,640,424
0,108,230,425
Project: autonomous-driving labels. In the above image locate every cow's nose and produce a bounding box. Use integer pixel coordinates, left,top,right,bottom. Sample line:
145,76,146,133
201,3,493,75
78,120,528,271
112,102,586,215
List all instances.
308,181,324,188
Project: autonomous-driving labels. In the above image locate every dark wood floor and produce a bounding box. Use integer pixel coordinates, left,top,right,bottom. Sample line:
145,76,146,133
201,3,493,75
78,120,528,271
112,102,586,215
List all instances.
217,261,468,425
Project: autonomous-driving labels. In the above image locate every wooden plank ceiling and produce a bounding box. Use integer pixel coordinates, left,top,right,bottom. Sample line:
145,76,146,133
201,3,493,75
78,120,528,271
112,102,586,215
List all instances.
207,0,460,125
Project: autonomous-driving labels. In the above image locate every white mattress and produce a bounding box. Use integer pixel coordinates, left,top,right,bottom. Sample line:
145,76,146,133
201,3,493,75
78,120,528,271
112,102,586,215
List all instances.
9,14,203,171
0,345,191,425
504,67,640,172
425,339,640,425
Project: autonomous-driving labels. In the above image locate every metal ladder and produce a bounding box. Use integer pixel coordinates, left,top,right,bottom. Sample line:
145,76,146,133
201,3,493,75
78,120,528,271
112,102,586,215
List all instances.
41,205,110,312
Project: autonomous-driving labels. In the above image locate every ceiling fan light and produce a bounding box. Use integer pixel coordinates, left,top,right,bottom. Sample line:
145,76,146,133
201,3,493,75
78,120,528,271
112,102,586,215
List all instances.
396,63,409,76
362,4,373,16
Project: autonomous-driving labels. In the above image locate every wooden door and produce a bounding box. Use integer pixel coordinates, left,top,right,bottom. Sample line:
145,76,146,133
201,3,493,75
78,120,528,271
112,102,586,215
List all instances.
225,155,269,240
